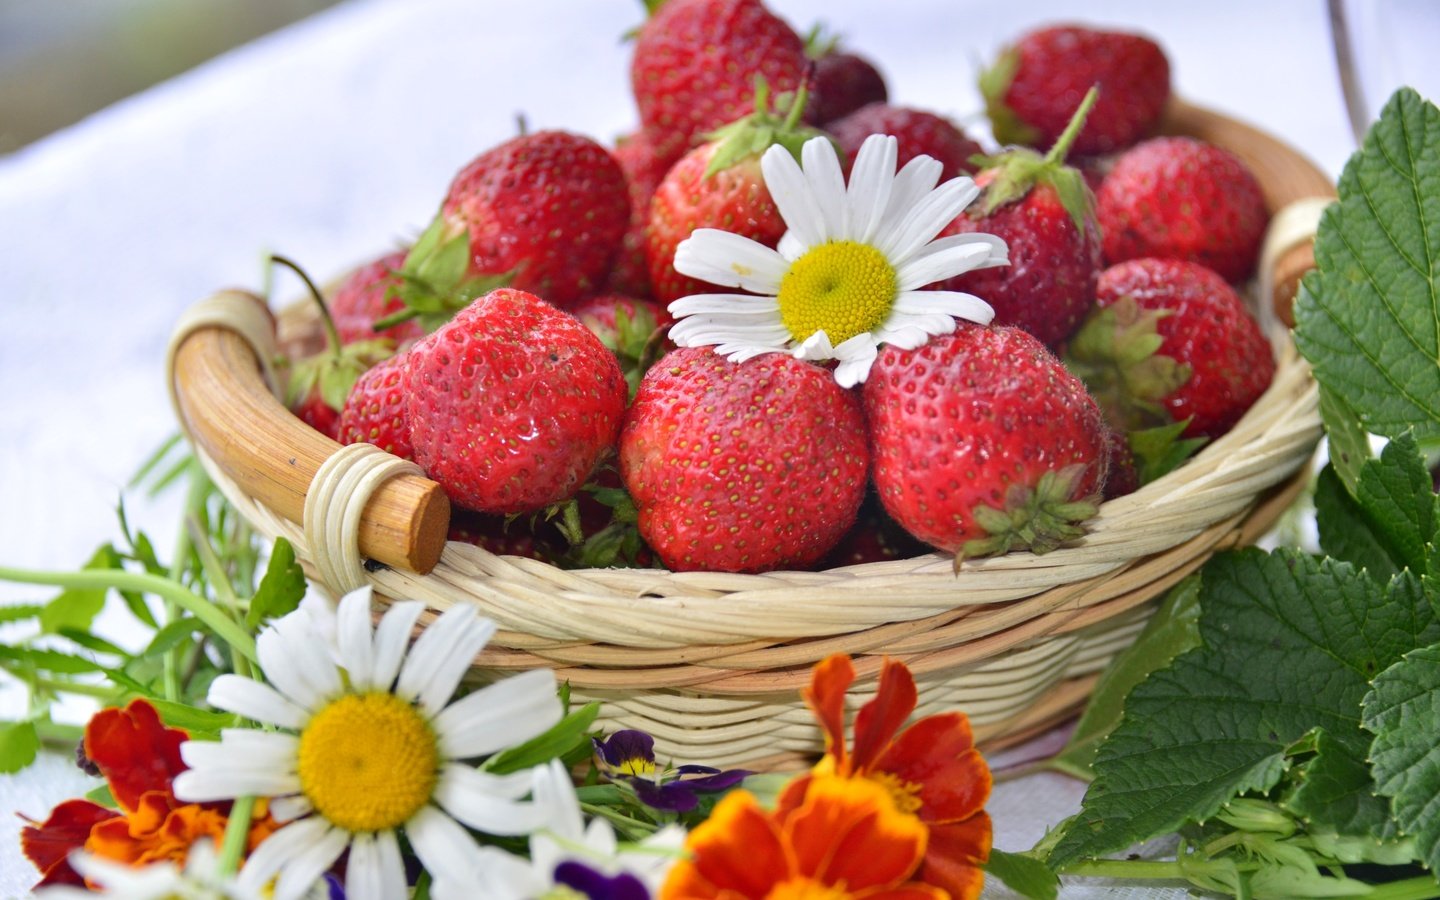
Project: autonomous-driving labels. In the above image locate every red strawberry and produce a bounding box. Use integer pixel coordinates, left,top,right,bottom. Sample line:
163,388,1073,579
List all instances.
409,131,629,313
338,353,414,460
802,32,888,126
1065,258,1275,441
574,293,675,397
933,89,1102,348
982,25,1170,156
606,131,676,299
645,83,824,305
447,510,557,561
864,324,1109,558
1097,136,1270,282
827,104,982,180
819,495,929,568
330,251,425,346
631,0,807,161
403,288,628,514
621,347,869,573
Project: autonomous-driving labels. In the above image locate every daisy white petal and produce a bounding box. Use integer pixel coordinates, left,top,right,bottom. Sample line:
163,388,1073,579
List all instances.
434,847,538,900
907,231,1009,269
879,309,964,341
434,766,550,835
802,136,849,236
270,794,312,823
407,804,483,883
718,343,789,362
178,731,296,777
369,599,423,691
671,318,791,341
777,229,806,261
237,818,334,897
334,587,377,689
673,230,788,293
793,330,836,361
533,759,586,840
845,134,899,243
206,675,307,729
273,825,350,900
761,143,829,246
895,241,1002,291
173,766,301,803
875,323,939,350
257,615,339,711
396,605,496,716
878,176,981,264
877,155,944,236
344,832,407,900
435,669,560,759
668,293,787,317
832,334,881,388
894,290,995,325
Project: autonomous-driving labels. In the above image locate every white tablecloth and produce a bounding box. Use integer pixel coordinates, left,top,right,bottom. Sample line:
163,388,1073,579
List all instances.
0,0,1357,895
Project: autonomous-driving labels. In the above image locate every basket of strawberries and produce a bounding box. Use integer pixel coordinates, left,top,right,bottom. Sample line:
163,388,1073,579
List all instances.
166,2,1332,770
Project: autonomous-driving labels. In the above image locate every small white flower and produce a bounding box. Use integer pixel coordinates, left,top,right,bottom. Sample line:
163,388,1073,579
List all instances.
39,840,257,900
432,760,686,900
172,587,563,900
669,133,1007,387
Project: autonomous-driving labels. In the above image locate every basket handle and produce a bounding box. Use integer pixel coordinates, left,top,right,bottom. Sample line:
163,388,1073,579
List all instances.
167,290,450,574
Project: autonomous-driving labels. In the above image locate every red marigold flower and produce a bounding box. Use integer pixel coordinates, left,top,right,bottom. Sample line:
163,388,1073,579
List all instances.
660,776,946,899
19,698,277,889
780,654,993,900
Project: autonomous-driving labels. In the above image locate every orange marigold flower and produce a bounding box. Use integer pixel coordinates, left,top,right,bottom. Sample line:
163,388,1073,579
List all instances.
780,655,993,900
661,777,947,899
20,698,278,889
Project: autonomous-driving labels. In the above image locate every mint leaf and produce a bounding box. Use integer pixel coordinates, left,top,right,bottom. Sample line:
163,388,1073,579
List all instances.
1283,727,1398,839
0,720,39,773
1318,384,1372,497
0,603,43,624
1293,88,1440,447
1314,433,1439,582
247,538,306,628
483,701,600,775
983,849,1058,900
1050,577,1201,779
1047,550,1440,868
40,544,121,634
1363,643,1440,872
1314,466,1403,582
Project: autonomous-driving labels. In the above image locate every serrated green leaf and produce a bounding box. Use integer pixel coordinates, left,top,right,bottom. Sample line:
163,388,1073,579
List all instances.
1129,420,1208,486
1048,549,1440,868
483,701,600,775
145,699,238,739
141,616,211,658
1282,727,1398,839
983,849,1059,900
1052,577,1201,779
1315,433,1436,583
0,644,105,675
1363,643,1440,872
1314,465,1402,582
0,720,40,773
1318,384,1372,497
56,628,129,657
40,545,121,634
247,538,306,629
0,602,44,623
1293,88,1440,446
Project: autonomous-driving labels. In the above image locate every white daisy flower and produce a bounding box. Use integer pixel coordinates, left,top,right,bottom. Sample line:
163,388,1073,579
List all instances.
39,840,259,900
432,760,686,900
172,586,563,900
669,133,1008,387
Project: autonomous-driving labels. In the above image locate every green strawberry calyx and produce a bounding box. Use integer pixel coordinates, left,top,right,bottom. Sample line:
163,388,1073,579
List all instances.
802,23,841,60
592,304,670,400
374,215,513,334
978,46,1041,149
1128,419,1209,486
1064,294,1194,433
959,463,1100,564
271,254,394,414
969,85,1099,236
702,76,831,178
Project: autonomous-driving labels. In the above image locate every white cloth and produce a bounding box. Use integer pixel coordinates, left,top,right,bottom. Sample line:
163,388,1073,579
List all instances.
0,0,1355,895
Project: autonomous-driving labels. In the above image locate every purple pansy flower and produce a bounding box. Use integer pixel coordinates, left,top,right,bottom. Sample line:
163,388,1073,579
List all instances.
592,730,750,813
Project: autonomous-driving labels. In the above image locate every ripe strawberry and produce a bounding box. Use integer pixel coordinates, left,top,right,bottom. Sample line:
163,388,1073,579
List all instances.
863,324,1109,558
645,83,825,304
403,288,628,514
801,30,887,126
573,293,674,397
338,353,414,460
932,89,1102,348
981,25,1170,156
330,251,425,346
620,347,869,573
819,495,929,568
1065,258,1275,441
1097,136,1270,282
402,131,629,317
447,510,557,562
827,104,982,180
631,0,807,161
606,131,675,299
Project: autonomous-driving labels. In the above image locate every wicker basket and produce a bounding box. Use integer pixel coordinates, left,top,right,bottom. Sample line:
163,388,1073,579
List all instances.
166,100,1333,771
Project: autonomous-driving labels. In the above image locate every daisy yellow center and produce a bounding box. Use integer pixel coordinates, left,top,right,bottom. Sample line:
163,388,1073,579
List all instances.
870,771,925,816
296,692,439,833
776,241,897,346
766,877,852,899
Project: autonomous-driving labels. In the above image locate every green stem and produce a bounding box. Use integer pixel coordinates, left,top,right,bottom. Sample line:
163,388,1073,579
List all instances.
27,676,117,700
35,720,86,745
579,802,658,842
163,463,208,702
187,517,253,680
0,566,257,665
1060,858,1192,880
215,795,255,876
1044,85,1099,165
271,254,342,355
1364,877,1440,900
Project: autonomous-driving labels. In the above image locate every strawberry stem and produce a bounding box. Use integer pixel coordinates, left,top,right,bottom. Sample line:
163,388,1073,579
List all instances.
1044,85,1099,165
271,254,342,356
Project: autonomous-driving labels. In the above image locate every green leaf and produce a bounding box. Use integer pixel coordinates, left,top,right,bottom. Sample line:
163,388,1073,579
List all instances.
141,616,211,658
247,538,306,628
0,603,44,624
56,628,129,657
1314,465,1403,582
85,783,117,808
1128,420,1208,486
1318,384,1372,497
1293,88,1440,446
1047,549,1440,868
0,644,105,675
1282,727,1398,839
1315,433,1437,583
1050,576,1202,779
983,849,1059,900
483,701,601,775
145,699,239,740
1363,643,1440,872
0,720,40,773
40,545,121,634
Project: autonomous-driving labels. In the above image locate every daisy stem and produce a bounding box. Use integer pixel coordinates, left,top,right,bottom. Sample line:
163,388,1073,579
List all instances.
215,794,255,876
187,516,253,680
0,566,258,665
579,802,659,842
28,676,116,700
162,461,210,702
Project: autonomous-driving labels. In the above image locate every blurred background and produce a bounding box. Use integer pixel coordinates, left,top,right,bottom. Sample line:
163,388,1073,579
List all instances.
0,0,339,153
